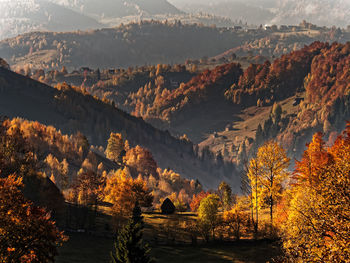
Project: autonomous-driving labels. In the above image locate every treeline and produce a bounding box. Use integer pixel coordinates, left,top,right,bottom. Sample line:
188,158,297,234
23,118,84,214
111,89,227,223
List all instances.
0,67,238,187
91,64,195,113
224,42,350,164
180,130,349,262
274,42,350,155
27,63,196,114
139,63,243,123
225,41,328,107
0,117,202,221
218,25,349,60
1,117,348,262
0,20,265,69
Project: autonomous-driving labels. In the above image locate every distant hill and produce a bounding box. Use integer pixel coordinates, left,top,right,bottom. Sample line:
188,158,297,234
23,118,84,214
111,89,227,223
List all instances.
0,66,238,189
0,0,103,40
171,0,350,28
51,0,182,19
2,21,349,72
202,42,350,167
55,41,350,170
0,0,184,41
177,1,274,26
0,21,266,70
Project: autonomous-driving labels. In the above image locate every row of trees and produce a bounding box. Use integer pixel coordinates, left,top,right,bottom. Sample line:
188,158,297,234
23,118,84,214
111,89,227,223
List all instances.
1,116,349,262
186,127,349,262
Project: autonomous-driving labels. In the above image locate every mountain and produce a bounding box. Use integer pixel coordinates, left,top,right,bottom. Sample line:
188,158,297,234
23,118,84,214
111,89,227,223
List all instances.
171,0,350,28
175,1,275,26
0,65,238,189
202,41,350,165
0,0,102,40
2,20,349,72
61,42,350,169
50,0,182,19
0,21,265,70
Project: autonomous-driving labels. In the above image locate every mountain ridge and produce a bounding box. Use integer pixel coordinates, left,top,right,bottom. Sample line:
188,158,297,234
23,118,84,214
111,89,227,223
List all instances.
0,65,238,189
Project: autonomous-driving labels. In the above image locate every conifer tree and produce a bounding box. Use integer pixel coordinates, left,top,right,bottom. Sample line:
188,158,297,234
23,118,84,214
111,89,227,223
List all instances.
111,202,154,263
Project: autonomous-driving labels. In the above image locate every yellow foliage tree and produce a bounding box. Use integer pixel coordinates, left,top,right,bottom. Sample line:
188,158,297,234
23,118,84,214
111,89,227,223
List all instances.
198,194,220,240
282,129,350,262
222,197,248,240
104,168,153,217
247,158,262,235
254,141,290,227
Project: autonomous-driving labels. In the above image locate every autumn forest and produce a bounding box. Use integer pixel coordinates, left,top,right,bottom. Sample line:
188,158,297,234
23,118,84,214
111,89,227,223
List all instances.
0,1,350,263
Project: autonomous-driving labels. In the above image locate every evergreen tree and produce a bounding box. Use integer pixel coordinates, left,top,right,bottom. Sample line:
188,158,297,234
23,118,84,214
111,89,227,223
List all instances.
111,202,154,263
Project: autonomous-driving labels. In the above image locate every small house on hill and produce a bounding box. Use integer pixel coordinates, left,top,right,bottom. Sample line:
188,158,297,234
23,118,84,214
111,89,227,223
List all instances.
161,198,176,215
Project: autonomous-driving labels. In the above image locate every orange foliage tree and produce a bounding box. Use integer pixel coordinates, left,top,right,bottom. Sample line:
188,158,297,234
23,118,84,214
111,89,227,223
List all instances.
282,125,350,262
225,41,328,106
104,168,153,217
190,191,210,212
0,175,67,263
124,146,158,178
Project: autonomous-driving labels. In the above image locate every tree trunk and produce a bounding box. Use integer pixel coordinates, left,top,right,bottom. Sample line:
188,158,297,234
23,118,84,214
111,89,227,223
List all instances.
255,172,259,238
270,170,274,232
270,195,273,233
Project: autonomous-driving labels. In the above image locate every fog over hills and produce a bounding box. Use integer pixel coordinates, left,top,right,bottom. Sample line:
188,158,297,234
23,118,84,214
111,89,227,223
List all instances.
169,0,350,27
0,0,181,40
271,0,350,27
50,0,181,20
0,0,103,40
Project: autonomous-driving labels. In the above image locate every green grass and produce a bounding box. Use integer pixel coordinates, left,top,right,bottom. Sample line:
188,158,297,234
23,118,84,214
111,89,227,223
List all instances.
57,211,282,263
57,233,281,263
152,241,281,263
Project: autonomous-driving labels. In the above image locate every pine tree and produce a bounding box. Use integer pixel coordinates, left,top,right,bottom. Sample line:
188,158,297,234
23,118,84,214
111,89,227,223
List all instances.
111,202,154,263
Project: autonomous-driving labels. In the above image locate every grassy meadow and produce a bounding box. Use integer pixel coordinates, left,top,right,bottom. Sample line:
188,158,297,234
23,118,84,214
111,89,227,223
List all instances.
57,212,282,263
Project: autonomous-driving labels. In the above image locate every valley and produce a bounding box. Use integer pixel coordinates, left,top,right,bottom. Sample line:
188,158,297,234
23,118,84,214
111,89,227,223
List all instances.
0,4,349,262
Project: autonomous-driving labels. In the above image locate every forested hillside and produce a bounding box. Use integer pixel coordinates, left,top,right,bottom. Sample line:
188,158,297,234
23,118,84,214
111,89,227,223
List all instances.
0,66,238,188
202,42,350,166
1,5,349,261
42,41,350,169
214,22,350,60
0,21,265,70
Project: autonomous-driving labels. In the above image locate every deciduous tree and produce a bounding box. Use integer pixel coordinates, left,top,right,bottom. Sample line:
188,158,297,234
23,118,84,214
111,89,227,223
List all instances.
104,168,153,217
198,194,220,240
282,127,350,262
256,141,290,227
105,133,125,165
0,175,67,263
